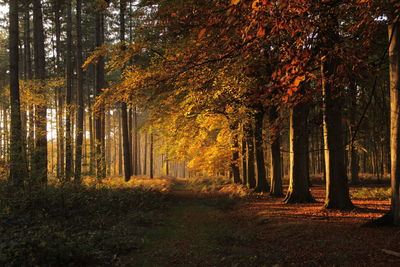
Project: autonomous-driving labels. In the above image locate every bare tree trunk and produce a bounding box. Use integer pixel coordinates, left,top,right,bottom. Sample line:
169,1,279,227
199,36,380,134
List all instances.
118,113,123,176
269,106,283,196
322,58,353,209
143,133,147,175
9,0,28,187
74,0,84,182
119,0,131,181
95,5,105,180
24,0,33,176
32,0,48,185
229,122,241,184
150,133,154,179
389,9,400,224
254,110,269,192
89,100,95,175
65,0,73,181
133,108,138,175
246,122,256,188
284,101,314,203
241,132,247,186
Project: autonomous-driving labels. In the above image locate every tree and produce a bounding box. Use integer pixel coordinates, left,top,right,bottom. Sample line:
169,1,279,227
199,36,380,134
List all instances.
388,0,400,225
74,0,84,182
229,122,241,184
246,122,256,188
65,0,73,181
9,0,28,187
254,108,269,192
149,132,154,179
95,1,106,180
269,106,283,197
284,99,314,203
120,0,131,182
320,5,353,209
32,0,48,185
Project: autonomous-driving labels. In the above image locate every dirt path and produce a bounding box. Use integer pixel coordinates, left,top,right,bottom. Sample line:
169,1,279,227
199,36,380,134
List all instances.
122,180,400,266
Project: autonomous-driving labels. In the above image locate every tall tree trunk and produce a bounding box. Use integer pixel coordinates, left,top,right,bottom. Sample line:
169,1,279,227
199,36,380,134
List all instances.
246,122,256,188
95,4,105,180
389,8,400,225
133,109,138,175
150,133,154,179
254,110,269,192
24,0,33,176
241,132,247,186
322,58,353,209
320,6,353,209
119,0,131,181
348,82,360,184
229,122,241,184
89,100,95,175
65,0,73,181
269,106,283,197
284,101,314,203
54,0,64,180
143,133,147,175
32,0,48,185
9,0,28,187
129,108,133,173
74,0,84,182
118,113,123,176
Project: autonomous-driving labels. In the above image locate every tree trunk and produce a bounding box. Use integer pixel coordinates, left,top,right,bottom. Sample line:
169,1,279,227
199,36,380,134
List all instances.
65,0,73,181
119,0,131,181
133,108,138,175
348,82,360,184
246,122,256,188
284,101,314,203
9,0,28,187
74,0,84,182
230,122,241,184
150,133,154,179
95,5,105,180
89,100,95,175
54,0,64,180
269,106,283,197
32,0,48,185
322,58,353,209
241,132,247,186
388,9,400,225
254,110,269,192
144,133,147,175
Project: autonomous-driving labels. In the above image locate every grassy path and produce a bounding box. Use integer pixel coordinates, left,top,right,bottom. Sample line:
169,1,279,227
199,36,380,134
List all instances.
123,179,264,266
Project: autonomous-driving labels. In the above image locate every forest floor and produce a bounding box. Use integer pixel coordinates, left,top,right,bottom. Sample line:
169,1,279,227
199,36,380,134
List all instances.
1,176,400,266
121,178,400,267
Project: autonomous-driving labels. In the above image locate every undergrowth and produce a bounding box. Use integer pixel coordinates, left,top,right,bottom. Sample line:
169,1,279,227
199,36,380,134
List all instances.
0,177,170,266
351,187,391,201
187,176,250,198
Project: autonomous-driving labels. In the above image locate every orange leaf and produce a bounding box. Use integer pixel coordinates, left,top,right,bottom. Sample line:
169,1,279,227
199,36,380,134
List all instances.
293,75,305,87
257,27,265,37
198,28,207,39
231,0,241,5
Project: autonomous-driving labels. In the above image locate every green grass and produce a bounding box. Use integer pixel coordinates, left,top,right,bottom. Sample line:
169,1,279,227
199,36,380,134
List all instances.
0,179,169,266
350,187,391,200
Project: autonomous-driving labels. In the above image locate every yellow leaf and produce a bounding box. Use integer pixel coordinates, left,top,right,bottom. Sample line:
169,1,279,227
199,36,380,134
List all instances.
231,0,241,5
